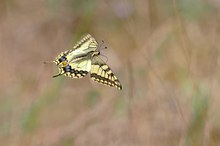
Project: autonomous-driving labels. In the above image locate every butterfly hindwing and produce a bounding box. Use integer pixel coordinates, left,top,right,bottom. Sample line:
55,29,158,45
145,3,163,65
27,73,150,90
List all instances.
66,57,91,78
90,56,122,90
59,55,92,78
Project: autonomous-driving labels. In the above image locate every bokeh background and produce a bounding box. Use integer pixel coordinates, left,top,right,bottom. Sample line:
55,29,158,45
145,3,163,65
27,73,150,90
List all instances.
0,0,220,146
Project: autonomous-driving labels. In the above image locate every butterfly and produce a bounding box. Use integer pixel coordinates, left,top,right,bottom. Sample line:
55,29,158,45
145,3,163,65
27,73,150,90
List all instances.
46,34,122,90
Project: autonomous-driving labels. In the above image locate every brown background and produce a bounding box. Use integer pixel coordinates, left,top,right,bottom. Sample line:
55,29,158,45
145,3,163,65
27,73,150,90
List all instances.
0,0,220,146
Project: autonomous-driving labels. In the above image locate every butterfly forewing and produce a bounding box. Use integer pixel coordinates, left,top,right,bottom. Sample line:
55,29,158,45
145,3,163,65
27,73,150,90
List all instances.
73,34,98,52
67,34,98,63
54,34,98,65
90,56,122,90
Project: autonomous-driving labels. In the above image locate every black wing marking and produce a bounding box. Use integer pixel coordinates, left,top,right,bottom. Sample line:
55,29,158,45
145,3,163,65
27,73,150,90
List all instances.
90,56,122,90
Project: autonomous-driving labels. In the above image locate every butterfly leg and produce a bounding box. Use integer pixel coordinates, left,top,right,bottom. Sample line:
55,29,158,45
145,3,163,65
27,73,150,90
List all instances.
52,68,64,78
53,73,62,78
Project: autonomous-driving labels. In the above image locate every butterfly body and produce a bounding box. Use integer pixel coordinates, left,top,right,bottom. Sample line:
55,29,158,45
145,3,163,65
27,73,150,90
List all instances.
52,34,122,90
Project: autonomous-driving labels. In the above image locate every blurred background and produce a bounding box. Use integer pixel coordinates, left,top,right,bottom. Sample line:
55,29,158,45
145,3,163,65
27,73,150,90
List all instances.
0,0,220,146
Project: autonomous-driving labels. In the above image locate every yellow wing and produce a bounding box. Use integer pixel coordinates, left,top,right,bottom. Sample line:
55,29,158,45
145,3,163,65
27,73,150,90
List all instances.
53,34,97,78
55,57,91,79
51,34,122,90
72,34,98,52
54,34,98,66
90,56,122,90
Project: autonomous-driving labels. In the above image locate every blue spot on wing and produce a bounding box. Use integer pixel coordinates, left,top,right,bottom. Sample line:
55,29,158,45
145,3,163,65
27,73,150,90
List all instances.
64,65,71,72
59,56,66,62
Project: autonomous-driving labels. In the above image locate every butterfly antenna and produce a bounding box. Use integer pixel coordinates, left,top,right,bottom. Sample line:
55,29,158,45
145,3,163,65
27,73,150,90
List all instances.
100,54,108,63
99,40,104,49
99,46,108,52
98,40,108,51
44,61,54,64
98,39,108,62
